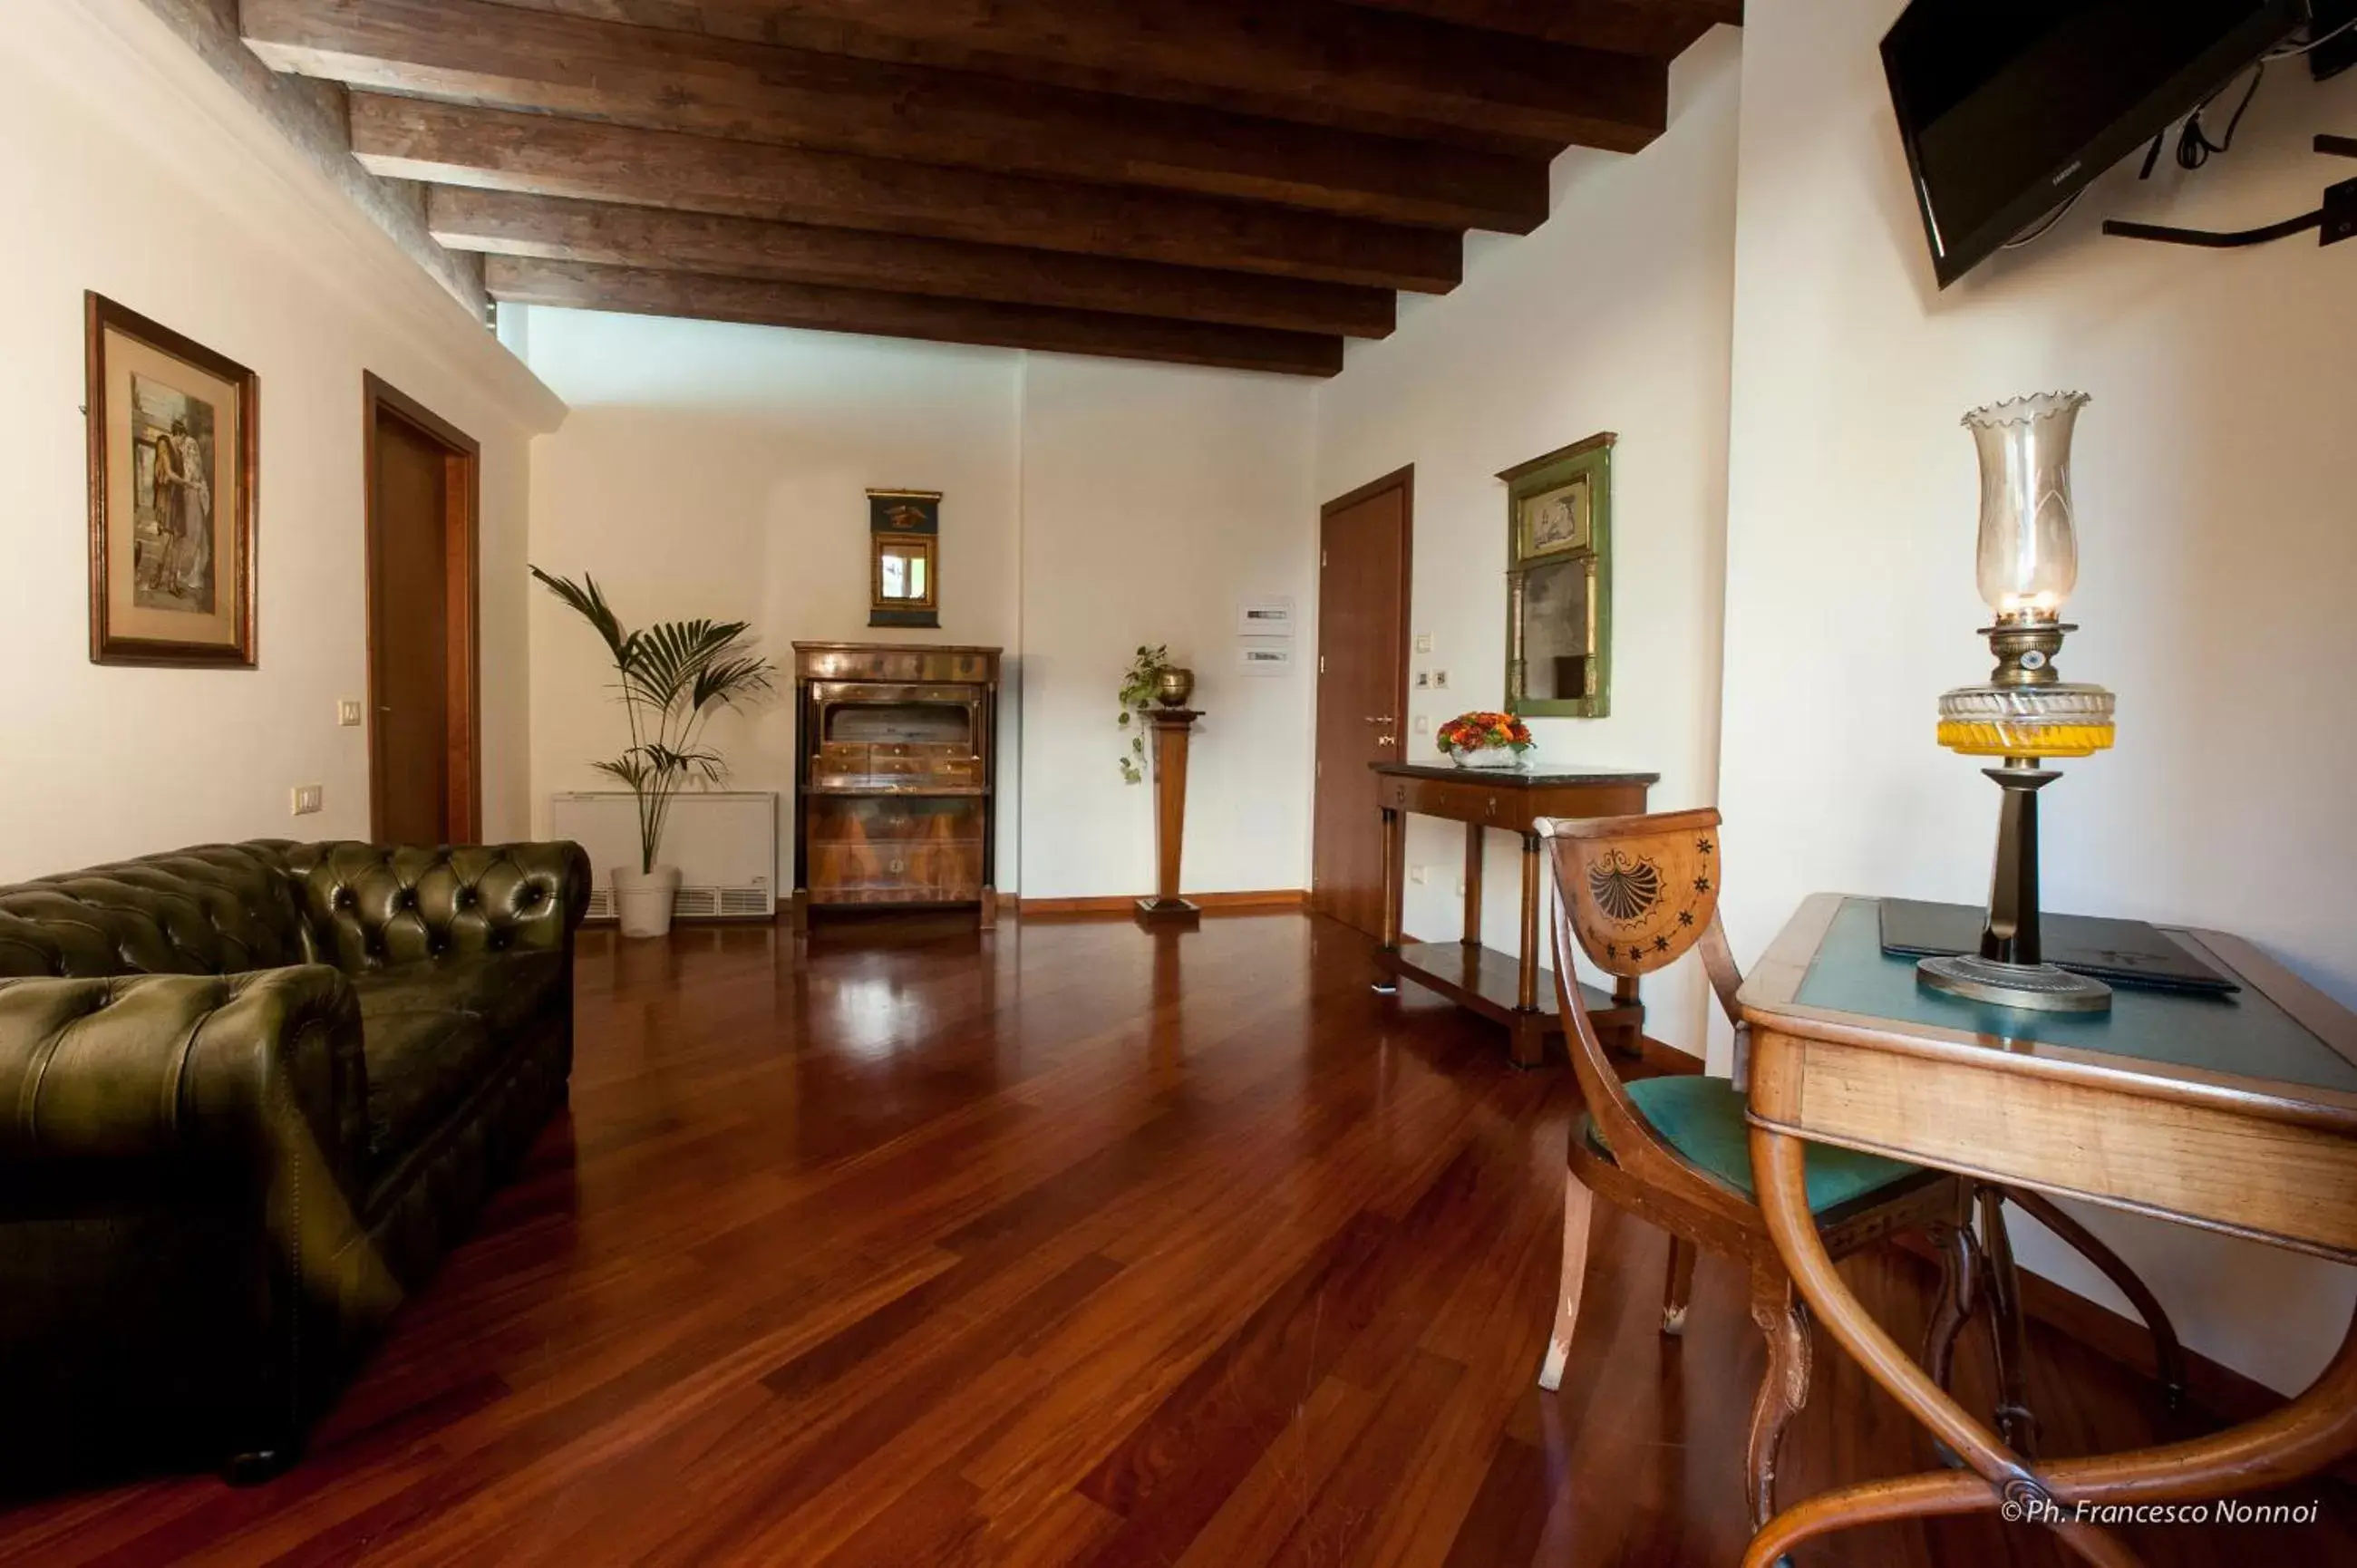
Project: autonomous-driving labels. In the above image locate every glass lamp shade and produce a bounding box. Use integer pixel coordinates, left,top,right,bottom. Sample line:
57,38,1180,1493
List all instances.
1964,392,2089,623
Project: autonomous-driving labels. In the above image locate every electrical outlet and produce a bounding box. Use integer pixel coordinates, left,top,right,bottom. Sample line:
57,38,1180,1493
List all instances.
1433,669,1450,689
1414,633,1433,653
336,698,364,727
1411,714,1429,734
1409,866,1429,886
291,784,324,816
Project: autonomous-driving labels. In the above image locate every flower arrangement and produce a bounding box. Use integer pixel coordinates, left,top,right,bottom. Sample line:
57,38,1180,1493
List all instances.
1436,710,1534,766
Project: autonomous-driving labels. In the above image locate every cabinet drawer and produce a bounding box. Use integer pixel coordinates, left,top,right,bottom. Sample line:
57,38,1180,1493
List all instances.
808,840,984,902
806,796,984,845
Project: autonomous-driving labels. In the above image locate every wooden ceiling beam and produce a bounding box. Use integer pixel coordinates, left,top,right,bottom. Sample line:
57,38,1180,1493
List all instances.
483,256,1346,377
430,189,1396,339
470,0,1668,154
349,95,1463,294
241,0,1547,233
1338,1,1740,61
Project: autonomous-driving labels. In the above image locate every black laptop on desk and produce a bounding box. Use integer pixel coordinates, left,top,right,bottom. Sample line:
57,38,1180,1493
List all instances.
1878,899,2240,995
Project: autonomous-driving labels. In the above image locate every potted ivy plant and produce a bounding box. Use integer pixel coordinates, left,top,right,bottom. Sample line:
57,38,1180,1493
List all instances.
533,566,774,937
1114,644,1171,784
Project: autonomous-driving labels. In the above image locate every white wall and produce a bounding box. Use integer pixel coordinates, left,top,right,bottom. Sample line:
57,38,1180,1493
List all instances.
1019,357,1317,899
1722,0,2357,1393
0,0,561,880
519,309,1024,894
1313,27,1742,1058
518,314,1320,903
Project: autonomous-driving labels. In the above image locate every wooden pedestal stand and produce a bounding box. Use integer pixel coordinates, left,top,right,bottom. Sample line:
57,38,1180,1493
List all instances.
1135,707,1201,926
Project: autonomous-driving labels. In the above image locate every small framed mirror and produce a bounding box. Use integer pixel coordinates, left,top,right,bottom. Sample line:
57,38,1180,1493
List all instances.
867,489,942,628
1500,433,1613,719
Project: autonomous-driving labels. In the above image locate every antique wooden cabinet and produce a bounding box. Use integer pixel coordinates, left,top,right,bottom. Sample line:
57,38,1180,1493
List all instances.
790,642,1001,924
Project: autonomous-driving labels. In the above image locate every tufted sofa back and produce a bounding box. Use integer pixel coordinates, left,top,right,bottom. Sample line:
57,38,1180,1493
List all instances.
0,840,588,980
280,841,585,970
0,843,315,979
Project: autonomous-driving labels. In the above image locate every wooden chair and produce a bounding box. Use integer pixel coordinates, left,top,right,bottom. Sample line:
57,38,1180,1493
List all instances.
1536,808,1971,1534
1534,808,2187,1528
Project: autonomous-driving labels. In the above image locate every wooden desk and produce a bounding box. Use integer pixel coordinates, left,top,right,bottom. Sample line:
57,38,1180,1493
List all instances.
1372,762,1655,1066
1739,894,2357,1567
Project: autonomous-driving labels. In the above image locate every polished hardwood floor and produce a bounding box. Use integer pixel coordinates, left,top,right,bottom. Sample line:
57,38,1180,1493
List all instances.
2,912,2349,1565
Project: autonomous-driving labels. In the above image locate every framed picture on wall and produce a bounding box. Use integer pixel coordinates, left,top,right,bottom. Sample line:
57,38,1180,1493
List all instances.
1500,431,1614,720
85,292,257,667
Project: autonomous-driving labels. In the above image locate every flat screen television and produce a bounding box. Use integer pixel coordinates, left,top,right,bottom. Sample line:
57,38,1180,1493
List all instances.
1883,0,2313,286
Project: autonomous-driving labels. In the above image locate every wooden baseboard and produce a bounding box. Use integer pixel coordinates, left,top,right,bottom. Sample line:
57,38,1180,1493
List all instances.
1015,889,1306,918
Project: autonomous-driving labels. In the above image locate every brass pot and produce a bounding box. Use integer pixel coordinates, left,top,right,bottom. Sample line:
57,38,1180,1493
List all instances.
1154,666,1196,706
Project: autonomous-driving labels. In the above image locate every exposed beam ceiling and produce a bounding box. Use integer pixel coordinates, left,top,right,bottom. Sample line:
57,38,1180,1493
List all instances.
239,0,1741,374
242,0,1549,232
1343,1,1741,60
428,189,1398,339
485,256,1345,377
465,0,1669,152
349,94,1465,294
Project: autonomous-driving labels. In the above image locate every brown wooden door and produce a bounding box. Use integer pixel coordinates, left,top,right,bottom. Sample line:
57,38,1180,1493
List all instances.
1311,468,1411,937
365,375,480,847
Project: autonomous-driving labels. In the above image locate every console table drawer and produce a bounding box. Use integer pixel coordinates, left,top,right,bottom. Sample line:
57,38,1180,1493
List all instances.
1379,774,1531,828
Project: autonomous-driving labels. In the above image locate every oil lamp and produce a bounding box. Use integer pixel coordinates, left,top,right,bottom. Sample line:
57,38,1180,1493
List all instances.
1917,392,2116,1013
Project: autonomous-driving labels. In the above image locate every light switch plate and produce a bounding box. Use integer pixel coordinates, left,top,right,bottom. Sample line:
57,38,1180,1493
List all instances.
1414,634,1433,653
1409,866,1429,886
1433,669,1450,689
337,698,364,727
291,784,324,816
1412,715,1430,734
1414,671,1431,688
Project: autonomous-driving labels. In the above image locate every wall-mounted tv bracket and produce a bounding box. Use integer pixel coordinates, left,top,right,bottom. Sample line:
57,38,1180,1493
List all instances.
2103,134,2356,248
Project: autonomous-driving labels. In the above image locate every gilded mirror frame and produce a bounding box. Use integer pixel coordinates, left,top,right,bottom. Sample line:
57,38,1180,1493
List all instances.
1500,432,1614,720
867,488,942,629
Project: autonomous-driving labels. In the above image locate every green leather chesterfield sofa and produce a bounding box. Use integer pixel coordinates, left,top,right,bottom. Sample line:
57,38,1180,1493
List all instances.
0,838,589,1486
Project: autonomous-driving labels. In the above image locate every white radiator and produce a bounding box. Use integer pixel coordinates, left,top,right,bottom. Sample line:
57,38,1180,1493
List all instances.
549,790,778,922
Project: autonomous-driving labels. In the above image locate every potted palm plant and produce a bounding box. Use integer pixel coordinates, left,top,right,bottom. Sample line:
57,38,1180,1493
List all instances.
533,567,775,938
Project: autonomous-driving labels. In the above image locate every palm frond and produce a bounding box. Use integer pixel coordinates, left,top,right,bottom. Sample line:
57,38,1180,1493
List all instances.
692,652,774,712
624,619,752,711
590,755,650,789
531,566,630,663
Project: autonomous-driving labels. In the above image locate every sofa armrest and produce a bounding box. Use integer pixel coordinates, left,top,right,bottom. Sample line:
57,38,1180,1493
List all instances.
0,965,366,1195
282,841,592,970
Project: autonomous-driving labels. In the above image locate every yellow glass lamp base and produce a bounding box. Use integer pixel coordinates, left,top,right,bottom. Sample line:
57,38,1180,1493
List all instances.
1936,720,2115,759
1935,682,2116,760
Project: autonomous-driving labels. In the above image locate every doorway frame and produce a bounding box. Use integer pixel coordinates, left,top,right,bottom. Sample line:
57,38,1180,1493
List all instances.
1310,463,1414,925
363,372,482,845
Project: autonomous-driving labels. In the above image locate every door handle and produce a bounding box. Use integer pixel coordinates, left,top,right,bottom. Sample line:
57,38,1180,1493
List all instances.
1363,714,1396,723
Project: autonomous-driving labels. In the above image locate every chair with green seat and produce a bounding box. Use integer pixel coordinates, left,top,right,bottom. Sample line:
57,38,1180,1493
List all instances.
1534,808,1971,1534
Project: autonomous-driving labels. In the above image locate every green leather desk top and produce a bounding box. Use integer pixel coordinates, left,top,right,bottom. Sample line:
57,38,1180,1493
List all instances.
1789,898,2357,1098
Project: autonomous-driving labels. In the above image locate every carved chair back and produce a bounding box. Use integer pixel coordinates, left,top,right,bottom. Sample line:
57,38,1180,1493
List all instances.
1539,808,1758,1221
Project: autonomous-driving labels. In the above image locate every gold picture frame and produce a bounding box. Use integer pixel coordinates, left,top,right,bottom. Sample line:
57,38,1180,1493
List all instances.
85,293,257,667
1518,471,1593,558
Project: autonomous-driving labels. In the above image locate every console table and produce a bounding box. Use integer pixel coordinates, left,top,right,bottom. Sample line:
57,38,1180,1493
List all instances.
1741,895,2357,1566
1372,762,1656,1066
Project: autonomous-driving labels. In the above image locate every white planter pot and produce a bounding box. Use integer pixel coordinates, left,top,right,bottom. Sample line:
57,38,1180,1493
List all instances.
1448,746,1528,770
612,864,682,939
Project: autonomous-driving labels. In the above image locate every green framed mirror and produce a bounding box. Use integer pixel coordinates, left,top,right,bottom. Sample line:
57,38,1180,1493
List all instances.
1501,432,1614,720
